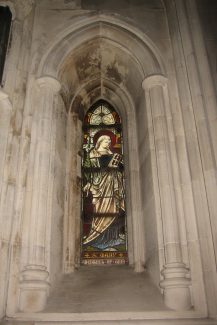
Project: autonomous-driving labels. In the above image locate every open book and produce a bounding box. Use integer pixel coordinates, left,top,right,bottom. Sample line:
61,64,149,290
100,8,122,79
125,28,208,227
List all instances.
108,153,123,168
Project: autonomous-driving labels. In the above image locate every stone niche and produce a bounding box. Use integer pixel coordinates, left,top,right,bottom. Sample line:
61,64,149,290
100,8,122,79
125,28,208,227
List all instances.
2,0,217,323
17,12,195,315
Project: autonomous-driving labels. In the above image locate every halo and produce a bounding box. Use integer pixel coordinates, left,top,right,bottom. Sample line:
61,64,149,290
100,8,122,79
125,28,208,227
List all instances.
93,130,116,148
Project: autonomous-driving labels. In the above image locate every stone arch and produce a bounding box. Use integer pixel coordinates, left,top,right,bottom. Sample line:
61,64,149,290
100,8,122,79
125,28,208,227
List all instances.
35,12,169,284
37,14,166,79
64,77,145,273
19,12,195,313
33,16,168,276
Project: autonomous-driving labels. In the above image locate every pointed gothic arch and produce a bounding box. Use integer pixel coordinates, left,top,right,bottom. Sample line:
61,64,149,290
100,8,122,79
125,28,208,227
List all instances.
17,10,201,314
27,12,171,305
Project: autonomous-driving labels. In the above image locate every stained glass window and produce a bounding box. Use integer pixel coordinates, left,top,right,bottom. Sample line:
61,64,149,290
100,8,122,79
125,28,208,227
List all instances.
81,101,128,265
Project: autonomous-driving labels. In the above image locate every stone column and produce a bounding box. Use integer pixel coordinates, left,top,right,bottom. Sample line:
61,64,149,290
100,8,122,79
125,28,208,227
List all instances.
129,136,145,273
142,75,191,311
19,76,61,312
63,112,82,273
164,0,217,316
0,90,12,319
0,91,12,195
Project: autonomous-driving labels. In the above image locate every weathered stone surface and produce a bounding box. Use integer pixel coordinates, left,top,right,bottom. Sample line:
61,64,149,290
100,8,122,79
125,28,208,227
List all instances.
1,0,217,323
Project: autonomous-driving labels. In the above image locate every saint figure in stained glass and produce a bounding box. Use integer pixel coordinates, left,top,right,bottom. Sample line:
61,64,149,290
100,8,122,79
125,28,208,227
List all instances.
81,101,128,265
83,135,124,246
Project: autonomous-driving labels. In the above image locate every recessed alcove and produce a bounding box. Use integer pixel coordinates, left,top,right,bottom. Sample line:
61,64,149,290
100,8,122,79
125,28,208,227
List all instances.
37,16,169,316
14,12,208,322
44,266,167,313
0,0,216,323
33,11,190,311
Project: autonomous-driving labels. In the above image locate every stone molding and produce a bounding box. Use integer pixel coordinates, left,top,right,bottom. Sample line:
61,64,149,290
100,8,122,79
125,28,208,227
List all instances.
142,74,168,90
142,74,192,310
37,76,61,93
164,0,217,316
160,263,191,311
20,265,50,313
64,77,145,273
19,76,61,312
0,89,12,108
0,89,13,319
63,112,82,273
37,14,166,77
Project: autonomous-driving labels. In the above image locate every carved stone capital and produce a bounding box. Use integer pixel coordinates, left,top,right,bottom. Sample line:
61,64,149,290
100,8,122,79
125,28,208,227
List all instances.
142,74,168,90
37,76,61,93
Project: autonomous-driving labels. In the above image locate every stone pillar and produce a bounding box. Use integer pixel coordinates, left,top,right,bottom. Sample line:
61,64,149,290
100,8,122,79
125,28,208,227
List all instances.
63,112,82,273
129,143,145,273
142,75,191,311
0,90,12,319
19,76,61,312
164,0,217,316
0,91,12,193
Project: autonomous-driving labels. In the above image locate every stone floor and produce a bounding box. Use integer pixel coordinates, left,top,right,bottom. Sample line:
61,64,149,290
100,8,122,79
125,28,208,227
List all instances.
4,266,217,324
44,265,168,313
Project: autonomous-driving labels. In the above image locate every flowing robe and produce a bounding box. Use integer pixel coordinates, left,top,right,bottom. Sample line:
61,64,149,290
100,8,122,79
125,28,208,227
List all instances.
83,149,124,245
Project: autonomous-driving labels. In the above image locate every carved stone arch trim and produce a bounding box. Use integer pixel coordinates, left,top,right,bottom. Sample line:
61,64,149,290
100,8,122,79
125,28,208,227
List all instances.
64,36,146,79
37,14,166,78
69,77,136,115
64,76,145,272
142,74,168,90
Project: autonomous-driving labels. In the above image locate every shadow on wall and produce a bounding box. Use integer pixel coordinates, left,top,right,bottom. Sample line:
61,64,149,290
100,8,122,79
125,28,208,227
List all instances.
81,0,164,10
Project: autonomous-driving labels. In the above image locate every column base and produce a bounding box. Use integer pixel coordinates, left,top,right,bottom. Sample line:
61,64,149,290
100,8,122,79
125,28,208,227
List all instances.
160,263,192,311
134,261,145,273
19,265,50,312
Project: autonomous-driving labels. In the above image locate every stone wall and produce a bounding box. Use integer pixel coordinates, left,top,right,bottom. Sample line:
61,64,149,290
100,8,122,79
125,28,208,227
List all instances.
0,0,217,322
0,0,35,318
